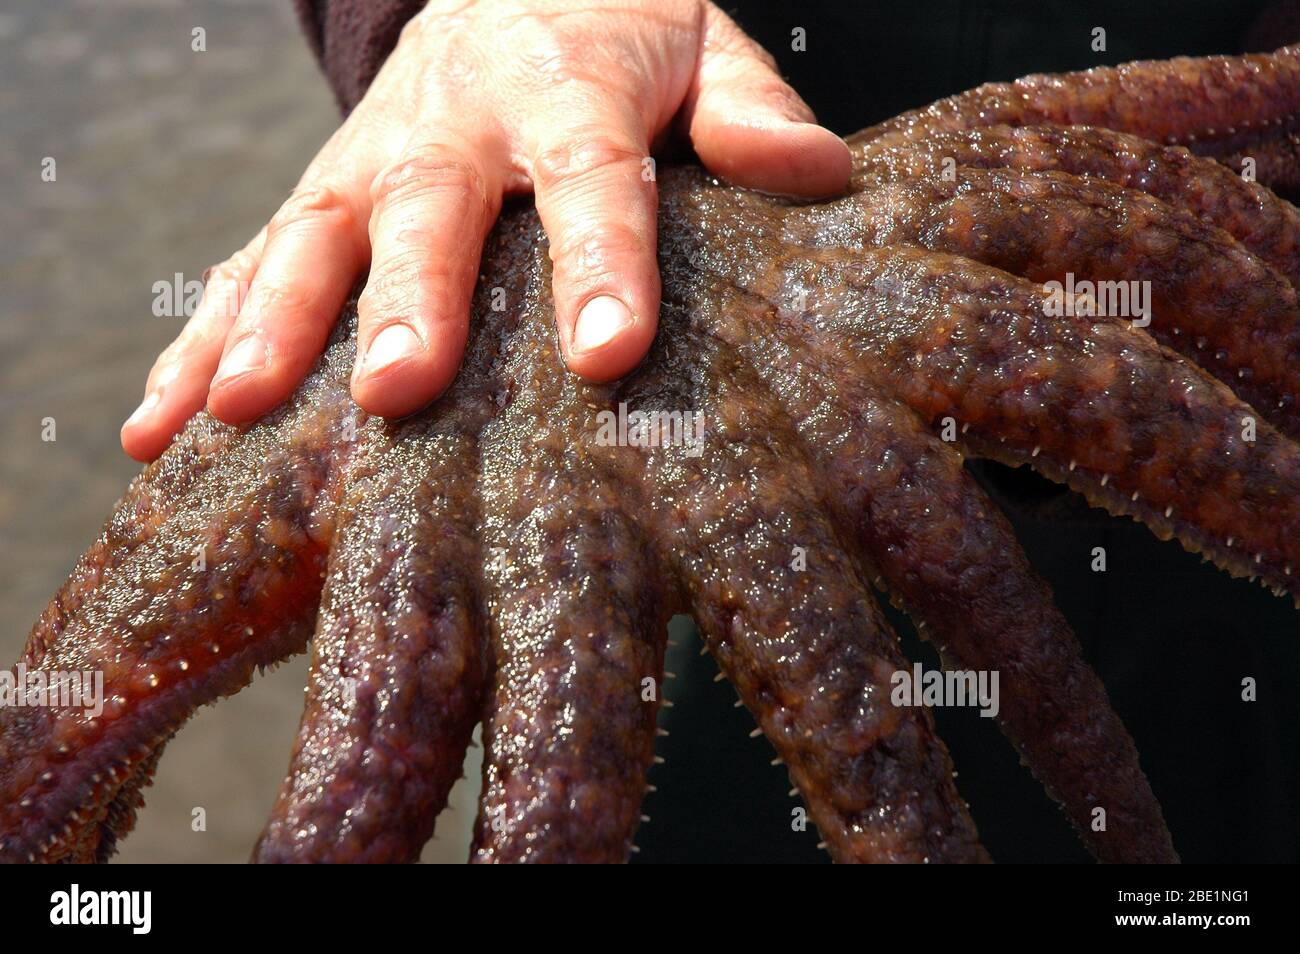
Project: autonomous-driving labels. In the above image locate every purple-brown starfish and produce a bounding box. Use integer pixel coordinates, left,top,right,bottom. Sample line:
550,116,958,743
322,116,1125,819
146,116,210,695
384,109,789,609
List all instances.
4,44,1300,863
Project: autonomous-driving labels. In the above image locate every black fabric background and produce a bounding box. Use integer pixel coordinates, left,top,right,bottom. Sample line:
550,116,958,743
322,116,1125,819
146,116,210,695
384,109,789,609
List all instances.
632,0,1300,864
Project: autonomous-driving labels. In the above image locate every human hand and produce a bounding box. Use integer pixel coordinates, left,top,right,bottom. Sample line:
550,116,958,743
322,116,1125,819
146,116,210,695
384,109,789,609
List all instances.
121,0,850,461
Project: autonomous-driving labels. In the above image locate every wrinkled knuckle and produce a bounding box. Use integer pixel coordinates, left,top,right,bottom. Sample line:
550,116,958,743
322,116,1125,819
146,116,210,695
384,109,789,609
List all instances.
555,225,647,283
744,75,809,118
208,247,256,286
205,259,240,287
533,134,644,192
518,38,568,81
245,279,316,320
507,14,579,76
227,246,260,276
362,251,432,313
371,150,487,211
268,184,357,240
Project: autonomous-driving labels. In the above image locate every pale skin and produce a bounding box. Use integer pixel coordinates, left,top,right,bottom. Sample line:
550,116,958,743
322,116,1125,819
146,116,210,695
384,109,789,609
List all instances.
120,0,850,461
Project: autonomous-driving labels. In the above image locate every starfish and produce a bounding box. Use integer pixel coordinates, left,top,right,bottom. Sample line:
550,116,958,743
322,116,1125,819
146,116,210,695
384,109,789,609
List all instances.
3,44,1300,864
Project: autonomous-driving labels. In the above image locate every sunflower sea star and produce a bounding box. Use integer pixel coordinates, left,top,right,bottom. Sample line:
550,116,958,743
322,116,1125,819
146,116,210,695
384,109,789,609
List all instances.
4,44,1300,864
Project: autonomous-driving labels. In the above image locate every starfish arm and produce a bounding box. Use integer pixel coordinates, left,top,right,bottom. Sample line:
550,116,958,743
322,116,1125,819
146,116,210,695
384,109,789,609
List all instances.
817,397,1178,863
850,43,1300,192
27,416,241,666
0,325,358,861
682,258,1178,863
253,423,488,863
775,246,1300,601
471,264,669,864
252,222,536,863
1212,133,1300,197
626,327,988,863
852,124,1300,288
792,380,1176,862
797,172,1300,438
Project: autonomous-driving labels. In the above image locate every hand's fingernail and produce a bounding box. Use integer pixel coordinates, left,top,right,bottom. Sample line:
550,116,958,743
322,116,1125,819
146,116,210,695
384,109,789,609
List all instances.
572,295,634,354
214,335,267,384
124,390,161,427
362,323,422,377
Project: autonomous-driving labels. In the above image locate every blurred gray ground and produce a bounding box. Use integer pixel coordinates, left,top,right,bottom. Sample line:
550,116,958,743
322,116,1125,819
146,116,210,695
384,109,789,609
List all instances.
0,0,477,862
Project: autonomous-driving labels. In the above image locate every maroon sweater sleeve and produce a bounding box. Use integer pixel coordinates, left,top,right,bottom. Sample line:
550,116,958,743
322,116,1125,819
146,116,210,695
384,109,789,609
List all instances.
293,0,428,114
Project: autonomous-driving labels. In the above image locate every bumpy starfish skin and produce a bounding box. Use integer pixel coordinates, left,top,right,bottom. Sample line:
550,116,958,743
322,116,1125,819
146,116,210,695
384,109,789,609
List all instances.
628,331,988,862
852,125,1300,284
654,200,1175,862
854,45,1300,192
4,44,1300,863
801,172,1300,438
1,339,357,861
469,248,671,863
250,228,533,863
251,357,489,863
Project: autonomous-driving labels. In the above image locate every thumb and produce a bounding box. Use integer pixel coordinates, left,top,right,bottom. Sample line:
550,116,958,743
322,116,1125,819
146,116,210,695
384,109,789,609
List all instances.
683,5,850,197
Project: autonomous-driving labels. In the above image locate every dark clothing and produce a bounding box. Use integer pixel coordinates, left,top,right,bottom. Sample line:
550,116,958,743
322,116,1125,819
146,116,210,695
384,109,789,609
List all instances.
293,0,424,114
294,0,1292,121
290,0,1300,863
